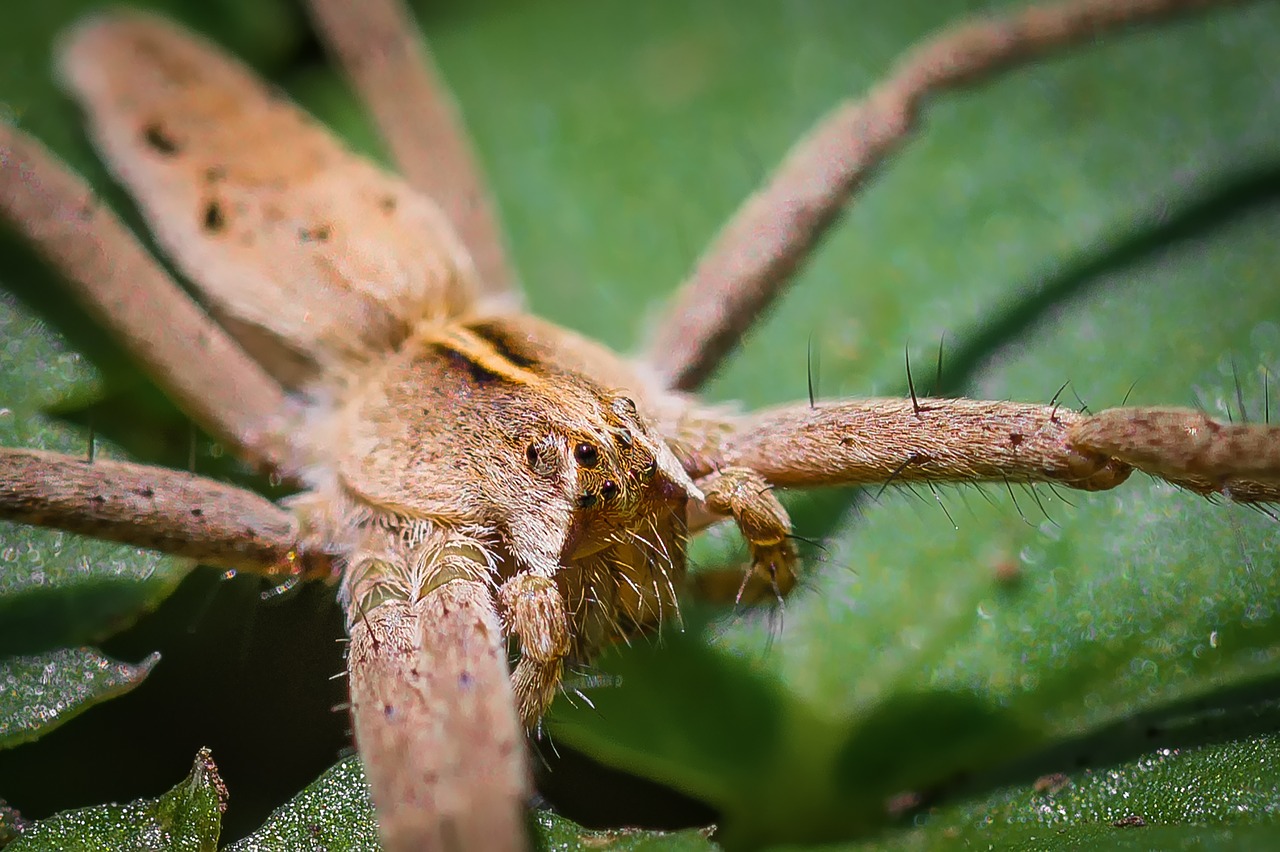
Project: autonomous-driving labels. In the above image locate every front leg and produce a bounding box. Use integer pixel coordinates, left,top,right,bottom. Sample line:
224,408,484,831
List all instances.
499,570,572,728
341,522,529,852
696,467,800,604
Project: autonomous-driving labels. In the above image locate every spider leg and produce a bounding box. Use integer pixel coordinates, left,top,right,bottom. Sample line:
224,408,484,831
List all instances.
716,397,1280,503
1071,407,1280,503
348,581,528,852
642,0,1252,392
695,466,799,603
499,569,572,729
0,447,310,574
344,526,529,852
305,0,518,302
0,127,291,471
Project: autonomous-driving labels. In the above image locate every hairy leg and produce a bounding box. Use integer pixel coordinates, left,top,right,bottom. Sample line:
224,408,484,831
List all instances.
696,467,798,601
0,127,291,471
1070,407,1280,502
0,447,306,573
344,525,529,852
499,570,572,728
716,398,1280,503
305,0,518,301
348,583,527,852
643,0,1253,392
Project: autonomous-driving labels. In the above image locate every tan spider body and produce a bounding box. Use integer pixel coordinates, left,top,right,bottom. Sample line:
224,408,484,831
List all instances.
1,0,1278,849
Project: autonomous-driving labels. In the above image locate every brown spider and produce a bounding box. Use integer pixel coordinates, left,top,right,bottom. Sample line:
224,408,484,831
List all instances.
1,0,1278,849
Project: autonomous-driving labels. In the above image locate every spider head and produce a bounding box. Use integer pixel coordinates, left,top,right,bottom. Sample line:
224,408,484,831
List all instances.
523,390,696,562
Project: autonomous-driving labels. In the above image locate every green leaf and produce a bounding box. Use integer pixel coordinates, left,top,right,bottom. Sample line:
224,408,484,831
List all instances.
531,810,721,851
228,755,721,852
0,647,158,748
224,756,379,852
6,747,224,851
439,0,1280,846
847,733,1280,850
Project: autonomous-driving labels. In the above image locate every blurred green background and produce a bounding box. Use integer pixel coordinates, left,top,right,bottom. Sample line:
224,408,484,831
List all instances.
2,0,1280,848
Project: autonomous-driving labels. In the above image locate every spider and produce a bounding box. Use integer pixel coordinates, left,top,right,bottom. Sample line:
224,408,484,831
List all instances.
1,0,1278,849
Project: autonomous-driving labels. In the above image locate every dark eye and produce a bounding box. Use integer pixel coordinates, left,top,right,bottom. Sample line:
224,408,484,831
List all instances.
577,493,598,509
642,459,657,479
525,444,540,468
616,428,633,449
574,442,599,468
601,480,619,501
612,396,638,419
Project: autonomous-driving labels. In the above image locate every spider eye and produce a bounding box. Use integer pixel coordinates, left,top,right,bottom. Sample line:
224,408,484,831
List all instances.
601,480,619,501
616,428,633,449
525,444,540,468
574,442,600,468
612,396,638,419
577,492,598,509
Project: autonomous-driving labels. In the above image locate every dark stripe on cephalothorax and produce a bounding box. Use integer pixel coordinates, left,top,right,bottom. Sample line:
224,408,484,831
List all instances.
420,325,543,388
427,342,507,387
464,320,543,370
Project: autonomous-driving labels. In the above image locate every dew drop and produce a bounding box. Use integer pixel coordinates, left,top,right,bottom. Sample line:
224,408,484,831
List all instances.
1249,321,1280,360
1038,520,1062,542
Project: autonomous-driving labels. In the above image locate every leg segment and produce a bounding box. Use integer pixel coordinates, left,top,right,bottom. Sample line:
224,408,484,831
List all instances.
714,398,1280,503
499,571,571,728
347,585,528,852
0,127,291,471
696,466,799,602
0,446,310,575
343,525,530,851
305,0,518,301
1070,408,1280,503
643,0,1250,392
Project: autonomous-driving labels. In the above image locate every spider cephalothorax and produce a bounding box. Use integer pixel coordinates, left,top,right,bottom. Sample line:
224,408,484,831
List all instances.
319,312,702,723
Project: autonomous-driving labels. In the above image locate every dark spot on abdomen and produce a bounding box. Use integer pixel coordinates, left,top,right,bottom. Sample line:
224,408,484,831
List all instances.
202,200,226,233
142,122,179,155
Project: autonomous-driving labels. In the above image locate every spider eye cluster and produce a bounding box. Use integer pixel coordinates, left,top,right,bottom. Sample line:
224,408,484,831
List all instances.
518,395,664,513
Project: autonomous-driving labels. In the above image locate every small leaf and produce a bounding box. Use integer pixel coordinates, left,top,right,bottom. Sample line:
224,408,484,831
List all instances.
6,747,225,851
225,756,379,852
0,647,158,748
531,810,721,852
